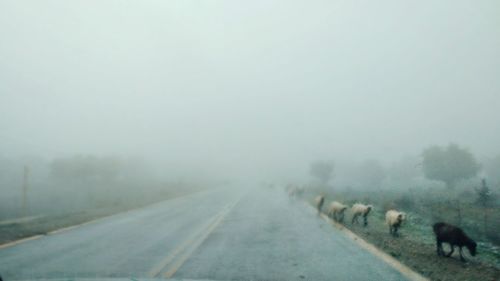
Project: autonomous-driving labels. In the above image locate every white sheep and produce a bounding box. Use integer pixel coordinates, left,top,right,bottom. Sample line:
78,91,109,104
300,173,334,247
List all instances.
315,195,325,215
385,210,406,236
327,201,348,223
351,203,373,226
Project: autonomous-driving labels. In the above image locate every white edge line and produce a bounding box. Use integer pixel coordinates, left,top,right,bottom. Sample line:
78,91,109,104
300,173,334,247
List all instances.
0,235,44,250
0,190,215,250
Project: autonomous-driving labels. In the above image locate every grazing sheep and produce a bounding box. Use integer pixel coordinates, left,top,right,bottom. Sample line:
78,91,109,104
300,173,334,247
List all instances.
433,222,477,262
328,201,348,223
385,210,406,236
351,203,372,226
315,195,325,215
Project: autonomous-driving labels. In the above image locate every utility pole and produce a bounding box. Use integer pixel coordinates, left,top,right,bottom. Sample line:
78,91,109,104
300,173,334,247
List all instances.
22,165,29,217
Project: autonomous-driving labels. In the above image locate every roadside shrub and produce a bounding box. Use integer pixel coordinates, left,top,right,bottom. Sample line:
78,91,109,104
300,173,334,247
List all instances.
486,229,500,245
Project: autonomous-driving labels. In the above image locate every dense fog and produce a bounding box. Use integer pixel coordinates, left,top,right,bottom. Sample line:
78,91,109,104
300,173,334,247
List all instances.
1,1,499,218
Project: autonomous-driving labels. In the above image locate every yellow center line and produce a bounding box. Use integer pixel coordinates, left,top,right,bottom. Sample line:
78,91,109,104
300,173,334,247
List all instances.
149,196,242,278
147,211,224,278
163,209,228,278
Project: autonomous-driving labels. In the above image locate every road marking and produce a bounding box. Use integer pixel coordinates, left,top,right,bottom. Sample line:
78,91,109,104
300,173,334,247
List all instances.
0,212,124,251
163,210,227,278
0,234,44,250
304,203,428,281
48,190,216,236
47,219,102,235
0,215,45,226
149,197,241,278
147,212,223,277
0,190,215,250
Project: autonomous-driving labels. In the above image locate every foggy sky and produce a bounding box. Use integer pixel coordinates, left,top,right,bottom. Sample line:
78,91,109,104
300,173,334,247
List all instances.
1,1,499,181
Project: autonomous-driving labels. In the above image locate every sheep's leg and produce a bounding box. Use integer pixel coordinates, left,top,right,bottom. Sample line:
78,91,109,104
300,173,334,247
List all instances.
459,247,466,262
339,213,344,223
394,226,399,237
352,214,357,225
363,215,368,227
436,240,443,256
446,245,454,257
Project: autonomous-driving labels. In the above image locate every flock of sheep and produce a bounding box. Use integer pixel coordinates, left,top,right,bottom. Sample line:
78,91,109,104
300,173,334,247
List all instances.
286,187,477,263
312,194,477,262
314,195,406,237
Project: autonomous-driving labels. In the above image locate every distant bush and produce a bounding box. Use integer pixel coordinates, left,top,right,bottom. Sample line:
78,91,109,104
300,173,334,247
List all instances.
422,144,480,188
394,193,416,211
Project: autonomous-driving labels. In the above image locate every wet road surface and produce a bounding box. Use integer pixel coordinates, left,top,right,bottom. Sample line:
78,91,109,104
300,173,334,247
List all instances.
0,187,408,281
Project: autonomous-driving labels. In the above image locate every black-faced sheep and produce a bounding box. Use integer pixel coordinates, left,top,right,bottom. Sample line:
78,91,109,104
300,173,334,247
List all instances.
351,203,372,226
327,201,348,223
315,195,325,215
433,222,477,262
385,210,406,236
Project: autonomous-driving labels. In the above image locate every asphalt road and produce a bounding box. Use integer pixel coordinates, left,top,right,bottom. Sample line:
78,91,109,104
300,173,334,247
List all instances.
0,187,409,281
